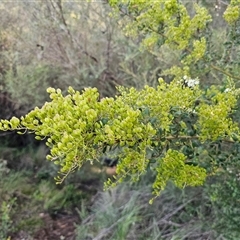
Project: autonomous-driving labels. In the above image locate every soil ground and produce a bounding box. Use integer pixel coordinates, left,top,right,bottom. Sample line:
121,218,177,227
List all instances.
11,212,79,240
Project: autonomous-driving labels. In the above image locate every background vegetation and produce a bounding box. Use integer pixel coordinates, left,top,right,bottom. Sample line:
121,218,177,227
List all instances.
1,0,240,239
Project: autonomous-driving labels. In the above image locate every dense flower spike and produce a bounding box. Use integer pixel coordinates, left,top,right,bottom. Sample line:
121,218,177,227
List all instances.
1,0,240,201
1,78,239,199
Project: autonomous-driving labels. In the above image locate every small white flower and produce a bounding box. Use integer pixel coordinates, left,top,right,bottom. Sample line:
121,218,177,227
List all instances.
224,88,231,93
183,76,199,88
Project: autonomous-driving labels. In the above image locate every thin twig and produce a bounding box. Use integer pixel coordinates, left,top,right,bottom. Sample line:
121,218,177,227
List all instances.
92,217,122,240
144,197,196,233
